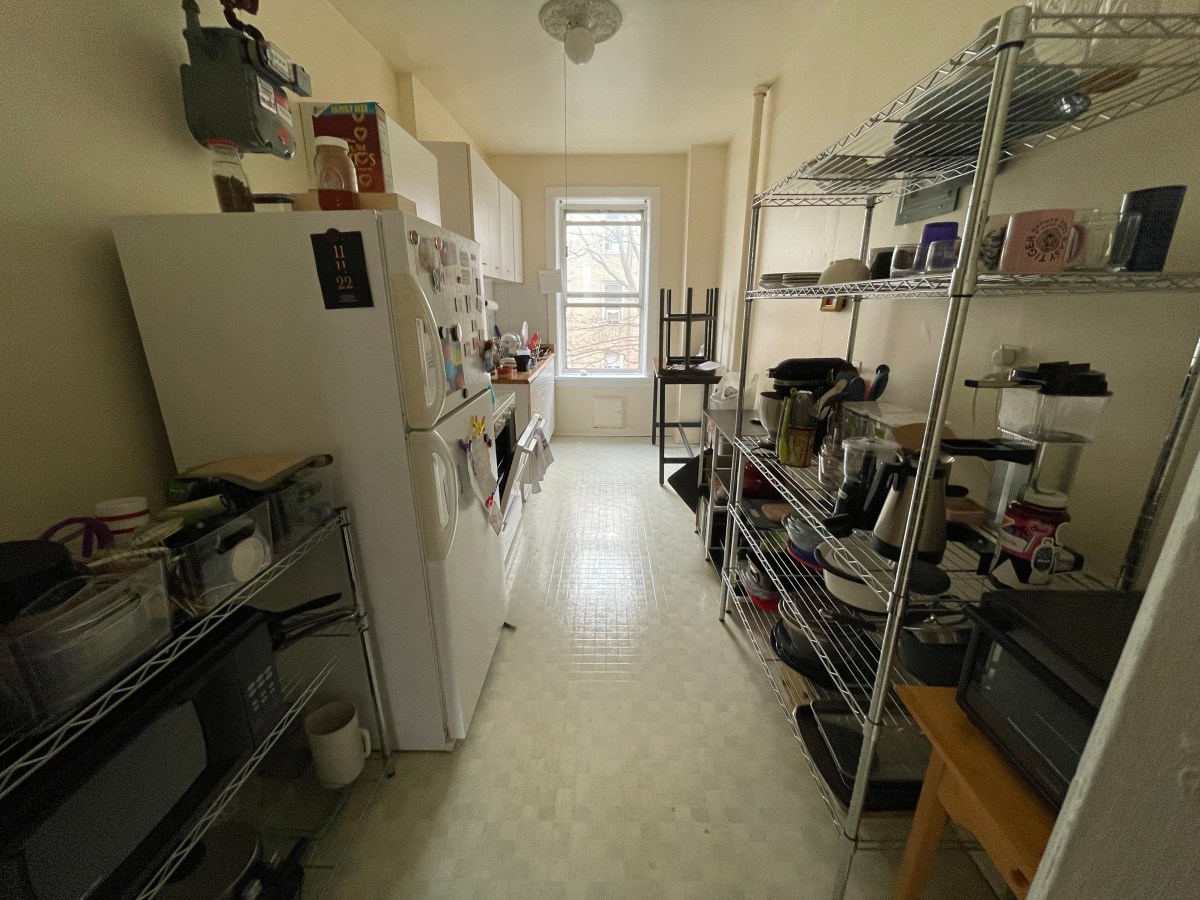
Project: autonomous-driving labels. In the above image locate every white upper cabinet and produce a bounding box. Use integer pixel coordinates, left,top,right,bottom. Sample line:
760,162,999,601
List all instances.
423,141,522,283
498,182,515,282
512,193,523,284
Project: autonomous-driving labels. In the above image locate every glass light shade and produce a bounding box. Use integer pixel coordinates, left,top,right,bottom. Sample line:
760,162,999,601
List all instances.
565,25,595,64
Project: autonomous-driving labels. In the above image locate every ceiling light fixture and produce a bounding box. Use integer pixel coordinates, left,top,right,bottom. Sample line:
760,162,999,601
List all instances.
539,0,622,65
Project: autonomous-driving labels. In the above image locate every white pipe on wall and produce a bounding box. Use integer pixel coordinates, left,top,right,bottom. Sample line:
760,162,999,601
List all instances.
725,83,771,367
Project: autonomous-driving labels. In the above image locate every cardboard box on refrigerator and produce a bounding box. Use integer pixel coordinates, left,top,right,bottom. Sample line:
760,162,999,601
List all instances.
298,102,442,224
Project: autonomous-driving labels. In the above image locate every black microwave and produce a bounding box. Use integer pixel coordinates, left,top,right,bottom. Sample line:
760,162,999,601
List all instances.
958,589,1141,809
0,609,284,899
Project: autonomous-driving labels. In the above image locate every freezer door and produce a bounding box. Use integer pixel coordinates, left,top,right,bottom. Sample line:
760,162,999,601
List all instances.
380,214,490,430
408,393,507,741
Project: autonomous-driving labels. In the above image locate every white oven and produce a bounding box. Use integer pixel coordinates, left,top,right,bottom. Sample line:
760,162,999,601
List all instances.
492,393,545,562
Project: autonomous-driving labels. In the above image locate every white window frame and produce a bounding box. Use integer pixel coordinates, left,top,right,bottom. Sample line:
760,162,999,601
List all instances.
546,187,660,382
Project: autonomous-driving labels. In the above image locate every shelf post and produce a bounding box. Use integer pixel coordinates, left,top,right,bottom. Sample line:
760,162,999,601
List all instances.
735,203,762,438
338,509,397,775
1119,330,1200,589
719,441,745,622
841,4,1030,851
844,196,878,363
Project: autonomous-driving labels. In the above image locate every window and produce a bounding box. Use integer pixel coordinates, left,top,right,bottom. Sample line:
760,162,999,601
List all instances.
555,198,650,377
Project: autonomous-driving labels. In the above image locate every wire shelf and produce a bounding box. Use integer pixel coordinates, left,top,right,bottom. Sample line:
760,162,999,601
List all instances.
746,270,1200,301
756,4,1200,206
135,628,355,899
730,507,917,729
723,571,849,838
0,512,347,802
735,435,1114,608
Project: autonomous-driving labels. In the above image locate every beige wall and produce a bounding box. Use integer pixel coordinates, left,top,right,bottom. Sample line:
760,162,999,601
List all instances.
0,0,403,539
715,0,1200,580
489,154,689,437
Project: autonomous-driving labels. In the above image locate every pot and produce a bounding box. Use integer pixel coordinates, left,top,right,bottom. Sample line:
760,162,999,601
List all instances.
814,541,952,614
814,542,886,613
783,514,823,568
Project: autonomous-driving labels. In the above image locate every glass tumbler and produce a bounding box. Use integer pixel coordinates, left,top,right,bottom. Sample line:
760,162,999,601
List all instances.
891,244,920,278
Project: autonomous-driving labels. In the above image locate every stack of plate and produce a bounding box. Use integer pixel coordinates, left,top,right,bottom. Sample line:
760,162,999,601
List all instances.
758,273,786,290
781,272,820,287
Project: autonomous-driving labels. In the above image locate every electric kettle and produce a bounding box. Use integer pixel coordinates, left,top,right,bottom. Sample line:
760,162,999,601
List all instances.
870,453,951,564
870,439,1040,565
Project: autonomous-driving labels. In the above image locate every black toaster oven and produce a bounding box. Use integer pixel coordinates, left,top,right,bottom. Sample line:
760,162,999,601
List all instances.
0,609,284,899
958,589,1141,809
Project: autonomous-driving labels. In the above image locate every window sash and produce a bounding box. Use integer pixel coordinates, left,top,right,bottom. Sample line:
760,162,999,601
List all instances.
557,197,650,376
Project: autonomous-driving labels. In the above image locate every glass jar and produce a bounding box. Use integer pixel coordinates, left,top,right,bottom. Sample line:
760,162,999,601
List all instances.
313,136,360,211
208,139,254,212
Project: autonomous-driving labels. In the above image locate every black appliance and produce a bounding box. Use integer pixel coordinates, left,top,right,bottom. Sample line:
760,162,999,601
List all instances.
958,589,1142,809
767,357,848,394
0,609,285,899
493,395,519,505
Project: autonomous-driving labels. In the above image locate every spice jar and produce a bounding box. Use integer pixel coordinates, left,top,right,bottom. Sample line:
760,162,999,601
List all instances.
313,137,360,211
208,139,254,212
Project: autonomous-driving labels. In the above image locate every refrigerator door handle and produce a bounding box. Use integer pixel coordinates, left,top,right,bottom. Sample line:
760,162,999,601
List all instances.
390,274,444,428
411,430,459,562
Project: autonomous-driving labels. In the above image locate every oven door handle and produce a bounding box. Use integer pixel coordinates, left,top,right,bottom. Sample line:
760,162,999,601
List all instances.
516,415,544,455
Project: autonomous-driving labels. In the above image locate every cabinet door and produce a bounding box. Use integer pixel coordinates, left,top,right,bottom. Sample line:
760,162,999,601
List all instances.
512,192,524,283
468,149,499,277
498,183,515,282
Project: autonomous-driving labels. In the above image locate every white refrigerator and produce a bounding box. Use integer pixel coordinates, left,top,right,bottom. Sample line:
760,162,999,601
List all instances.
112,210,507,750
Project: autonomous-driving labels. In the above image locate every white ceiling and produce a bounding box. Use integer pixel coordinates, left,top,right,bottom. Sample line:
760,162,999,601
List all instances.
328,0,831,154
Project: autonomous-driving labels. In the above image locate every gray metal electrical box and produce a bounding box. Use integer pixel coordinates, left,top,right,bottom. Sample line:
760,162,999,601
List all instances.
180,4,311,159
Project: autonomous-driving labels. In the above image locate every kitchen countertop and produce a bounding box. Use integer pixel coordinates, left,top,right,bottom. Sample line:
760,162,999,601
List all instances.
491,351,554,385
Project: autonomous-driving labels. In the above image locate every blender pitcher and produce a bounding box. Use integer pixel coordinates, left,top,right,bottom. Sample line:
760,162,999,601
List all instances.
833,437,899,529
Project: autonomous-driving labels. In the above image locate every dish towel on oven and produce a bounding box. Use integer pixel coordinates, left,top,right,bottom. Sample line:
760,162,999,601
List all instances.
523,425,555,494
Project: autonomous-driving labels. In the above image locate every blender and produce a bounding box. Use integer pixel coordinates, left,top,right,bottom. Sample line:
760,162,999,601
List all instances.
832,436,899,529
988,362,1111,588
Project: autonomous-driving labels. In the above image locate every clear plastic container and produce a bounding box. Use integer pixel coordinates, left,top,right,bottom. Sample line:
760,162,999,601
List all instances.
173,504,273,614
998,388,1111,442
0,643,34,742
268,478,332,551
208,139,254,212
8,561,171,716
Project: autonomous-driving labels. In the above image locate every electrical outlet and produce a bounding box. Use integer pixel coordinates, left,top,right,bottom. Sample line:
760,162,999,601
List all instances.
992,344,1023,369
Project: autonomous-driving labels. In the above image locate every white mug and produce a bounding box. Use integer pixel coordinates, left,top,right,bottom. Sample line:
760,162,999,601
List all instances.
304,700,370,788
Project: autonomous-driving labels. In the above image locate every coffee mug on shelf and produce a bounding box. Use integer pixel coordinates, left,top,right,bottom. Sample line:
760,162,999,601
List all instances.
890,244,920,278
1070,209,1142,271
923,239,961,273
999,208,1085,274
868,247,895,280
1119,185,1186,272
305,699,371,788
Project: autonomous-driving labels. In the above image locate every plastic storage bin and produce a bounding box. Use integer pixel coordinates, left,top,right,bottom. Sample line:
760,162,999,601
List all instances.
998,389,1111,442
7,561,171,717
1,643,35,742
267,478,332,550
172,503,272,614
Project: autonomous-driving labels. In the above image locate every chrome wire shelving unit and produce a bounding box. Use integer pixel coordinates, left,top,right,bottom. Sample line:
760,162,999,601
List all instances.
720,4,1200,897
135,617,358,899
748,269,1200,301
0,508,395,899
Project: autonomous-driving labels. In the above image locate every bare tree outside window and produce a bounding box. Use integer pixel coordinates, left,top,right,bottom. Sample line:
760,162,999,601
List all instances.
558,202,648,374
